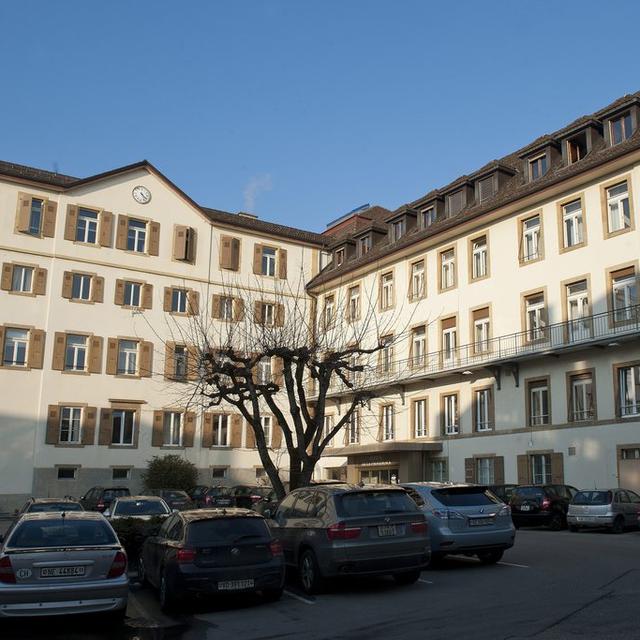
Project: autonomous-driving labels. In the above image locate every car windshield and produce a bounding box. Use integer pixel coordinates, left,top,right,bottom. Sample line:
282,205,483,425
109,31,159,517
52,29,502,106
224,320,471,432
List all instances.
163,491,189,500
8,519,117,548
114,500,169,516
28,502,83,513
233,487,256,495
514,487,545,499
336,491,417,517
187,518,268,545
431,487,501,507
103,489,130,501
572,491,612,506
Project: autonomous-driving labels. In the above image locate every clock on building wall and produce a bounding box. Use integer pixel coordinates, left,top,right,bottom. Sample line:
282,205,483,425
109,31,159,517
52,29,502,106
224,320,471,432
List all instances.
132,185,152,204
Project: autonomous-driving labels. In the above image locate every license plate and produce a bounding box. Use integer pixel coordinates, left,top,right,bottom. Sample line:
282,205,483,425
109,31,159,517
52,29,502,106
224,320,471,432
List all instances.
520,505,532,512
378,524,398,537
218,579,254,590
469,518,493,527
40,566,86,578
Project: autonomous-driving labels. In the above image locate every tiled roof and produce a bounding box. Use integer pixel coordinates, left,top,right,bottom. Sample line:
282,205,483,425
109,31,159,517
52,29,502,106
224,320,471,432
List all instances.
0,160,78,187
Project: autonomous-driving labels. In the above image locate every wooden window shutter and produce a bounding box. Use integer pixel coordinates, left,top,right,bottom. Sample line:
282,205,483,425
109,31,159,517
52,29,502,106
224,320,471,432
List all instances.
52,332,66,371
34,268,47,295
230,237,240,270
245,423,256,449
187,290,199,315
88,336,103,374
16,194,32,232
82,407,97,445
551,452,564,484
202,414,214,448
42,200,57,237
92,276,104,303
62,271,73,299
152,411,164,446
28,329,45,369
1,263,13,291
271,420,283,449
114,280,125,306
274,357,284,387
163,287,172,312
64,205,78,241
377,405,384,442
115,215,128,250
45,405,60,444
441,316,456,330
164,342,175,379
494,456,505,485
230,415,243,448
173,225,188,261
464,458,475,483
139,341,153,377
211,294,221,319
219,235,232,269
99,211,113,247
183,412,196,447
517,454,529,485
0,327,4,357
253,244,263,275
275,304,285,327
142,283,153,310
254,301,263,324
99,409,112,445
106,338,118,375
278,248,288,279
187,345,199,381
233,298,245,321
148,221,161,256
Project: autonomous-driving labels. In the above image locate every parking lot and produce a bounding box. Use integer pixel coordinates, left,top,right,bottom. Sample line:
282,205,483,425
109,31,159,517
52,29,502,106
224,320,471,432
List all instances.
3,526,640,640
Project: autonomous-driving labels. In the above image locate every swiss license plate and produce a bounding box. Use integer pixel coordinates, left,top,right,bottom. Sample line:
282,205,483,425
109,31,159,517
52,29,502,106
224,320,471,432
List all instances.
520,504,532,512
40,566,86,578
469,518,493,527
378,524,398,537
218,579,255,591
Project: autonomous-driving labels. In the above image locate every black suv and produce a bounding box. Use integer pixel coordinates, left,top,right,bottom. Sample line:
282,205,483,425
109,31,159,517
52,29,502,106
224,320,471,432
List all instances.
510,485,578,530
80,486,131,513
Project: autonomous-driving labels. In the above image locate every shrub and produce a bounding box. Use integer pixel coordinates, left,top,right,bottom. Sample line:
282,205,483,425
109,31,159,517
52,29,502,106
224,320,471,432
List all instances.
141,454,198,493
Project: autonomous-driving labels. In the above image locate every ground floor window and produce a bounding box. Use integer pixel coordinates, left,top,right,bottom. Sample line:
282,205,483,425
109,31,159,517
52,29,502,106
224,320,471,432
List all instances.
427,459,448,482
531,454,552,484
112,410,135,446
359,467,399,484
112,467,131,480
476,457,495,484
212,467,228,480
57,466,77,480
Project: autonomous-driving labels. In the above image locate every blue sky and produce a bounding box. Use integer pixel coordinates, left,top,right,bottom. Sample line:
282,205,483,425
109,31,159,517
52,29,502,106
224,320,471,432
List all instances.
1,1,639,231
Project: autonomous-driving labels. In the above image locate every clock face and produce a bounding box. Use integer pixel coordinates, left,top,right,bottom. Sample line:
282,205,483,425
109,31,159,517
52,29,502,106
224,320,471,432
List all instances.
132,185,152,204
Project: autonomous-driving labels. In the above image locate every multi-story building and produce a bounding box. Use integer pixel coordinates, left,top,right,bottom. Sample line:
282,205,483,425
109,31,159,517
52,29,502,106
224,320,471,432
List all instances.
310,93,640,493
0,159,324,510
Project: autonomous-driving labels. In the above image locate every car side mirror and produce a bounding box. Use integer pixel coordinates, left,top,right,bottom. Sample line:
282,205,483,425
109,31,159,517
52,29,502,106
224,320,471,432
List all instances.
103,510,111,517
172,509,178,513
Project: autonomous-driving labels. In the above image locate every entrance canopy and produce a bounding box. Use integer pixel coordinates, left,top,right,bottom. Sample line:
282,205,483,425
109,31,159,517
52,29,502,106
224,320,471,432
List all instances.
323,441,443,458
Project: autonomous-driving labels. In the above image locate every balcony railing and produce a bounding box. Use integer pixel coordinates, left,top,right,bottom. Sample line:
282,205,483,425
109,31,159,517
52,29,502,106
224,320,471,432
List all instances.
322,303,640,397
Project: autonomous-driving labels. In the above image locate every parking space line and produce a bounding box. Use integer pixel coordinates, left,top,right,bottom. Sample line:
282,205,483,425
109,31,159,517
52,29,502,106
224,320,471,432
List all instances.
497,561,529,568
283,590,316,605
418,578,434,584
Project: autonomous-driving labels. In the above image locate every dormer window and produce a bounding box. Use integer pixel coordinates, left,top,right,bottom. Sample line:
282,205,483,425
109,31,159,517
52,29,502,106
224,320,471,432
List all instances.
359,235,371,256
610,112,633,145
421,207,436,228
335,247,346,267
447,190,464,216
529,154,548,181
391,219,405,242
566,136,587,164
478,176,494,203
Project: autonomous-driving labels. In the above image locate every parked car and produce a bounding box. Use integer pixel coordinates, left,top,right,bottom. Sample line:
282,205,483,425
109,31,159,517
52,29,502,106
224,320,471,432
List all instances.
510,485,578,530
567,489,640,533
253,488,280,518
0,511,128,621
192,486,235,509
189,485,209,503
153,490,193,511
14,497,84,519
138,508,285,611
271,484,430,594
228,485,273,509
487,484,518,504
106,496,172,520
402,482,515,565
80,486,131,513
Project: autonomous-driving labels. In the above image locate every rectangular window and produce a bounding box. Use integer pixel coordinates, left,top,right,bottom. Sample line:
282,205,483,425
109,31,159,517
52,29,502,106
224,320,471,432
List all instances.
411,326,426,368
475,388,492,431
478,177,494,203
531,454,552,484
440,249,455,290
117,340,138,375
257,357,272,384
476,458,495,485
174,345,187,379
348,411,360,444
413,399,427,438
359,235,371,255
124,281,141,307
65,334,87,372
261,302,275,326
529,154,547,180
610,113,633,145
618,365,640,417
421,207,436,228
410,260,425,300
380,335,393,374
28,198,43,235
127,219,147,253
3,328,28,366
562,200,584,248
521,214,541,262
566,137,585,165
262,247,277,276
443,394,459,435
442,324,457,366
428,459,448,482
212,467,228,480
612,270,638,322
323,414,334,444
566,280,590,341
261,415,272,447
471,236,487,279
171,288,188,313
335,248,345,267
348,285,360,321
220,296,234,321
112,409,135,446
59,406,82,443
57,467,77,480
570,373,594,421
392,219,405,241
447,190,464,216
72,273,91,301
323,295,335,327
528,380,550,426
76,208,98,244
11,265,33,293
607,182,631,233
382,405,394,440
525,293,547,342
163,411,182,446
112,468,131,480
380,272,394,310
473,308,490,354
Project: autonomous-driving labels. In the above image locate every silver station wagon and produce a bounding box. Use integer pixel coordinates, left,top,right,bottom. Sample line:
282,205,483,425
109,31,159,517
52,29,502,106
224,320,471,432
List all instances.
0,511,128,621
567,489,640,533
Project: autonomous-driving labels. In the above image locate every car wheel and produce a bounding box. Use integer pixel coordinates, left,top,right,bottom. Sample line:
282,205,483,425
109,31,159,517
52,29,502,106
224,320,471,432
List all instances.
159,570,179,612
137,556,148,586
298,549,325,595
477,550,503,565
612,516,625,534
549,512,566,531
392,569,421,585
262,587,284,602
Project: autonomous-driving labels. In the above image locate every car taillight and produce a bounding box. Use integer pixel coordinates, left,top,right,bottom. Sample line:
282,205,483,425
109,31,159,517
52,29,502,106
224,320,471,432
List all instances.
269,540,283,557
0,556,16,584
96,501,105,512
327,522,362,540
177,548,196,564
541,498,551,510
410,521,428,534
107,551,127,579
432,509,465,520
250,495,262,503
